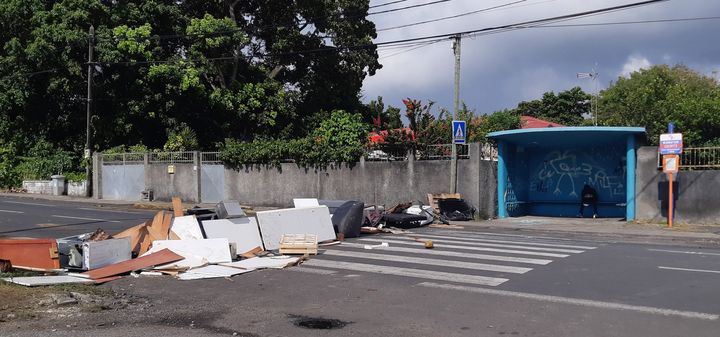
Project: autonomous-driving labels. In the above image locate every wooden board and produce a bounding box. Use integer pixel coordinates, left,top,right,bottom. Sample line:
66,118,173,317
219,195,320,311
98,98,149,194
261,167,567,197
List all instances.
170,216,204,240
2,275,95,287
0,238,60,270
82,248,184,280
172,197,184,217
146,239,232,264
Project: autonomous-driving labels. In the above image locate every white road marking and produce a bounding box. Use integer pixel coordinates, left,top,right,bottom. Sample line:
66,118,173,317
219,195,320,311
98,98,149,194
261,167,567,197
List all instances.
286,267,338,275
658,266,720,274
648,249,720,256
358,238,570,258
77,207,143,214
0,209,24,214
411,233,597,250
434,230,584,242
339,242,553,265
51,215,121,223
393,236,586,254
2,200,55,207
324,250,532,274
303,259,508,286
418,282,719,321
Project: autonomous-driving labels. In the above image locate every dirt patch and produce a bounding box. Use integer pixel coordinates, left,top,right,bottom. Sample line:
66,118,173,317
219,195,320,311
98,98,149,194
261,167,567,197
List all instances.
0,277,148,324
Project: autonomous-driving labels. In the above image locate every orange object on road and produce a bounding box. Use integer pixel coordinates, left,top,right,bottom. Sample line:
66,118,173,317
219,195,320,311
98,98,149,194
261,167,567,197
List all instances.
0,238,60,270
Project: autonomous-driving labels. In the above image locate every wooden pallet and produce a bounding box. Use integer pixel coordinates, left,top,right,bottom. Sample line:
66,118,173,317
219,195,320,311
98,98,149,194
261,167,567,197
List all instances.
279,234,318,255
427,193,461,213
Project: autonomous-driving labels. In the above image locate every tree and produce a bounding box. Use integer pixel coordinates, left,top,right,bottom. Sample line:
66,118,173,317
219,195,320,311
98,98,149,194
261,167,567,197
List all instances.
512,87,591,126
0,0,380,154
600,65,720,146
365,96,402,130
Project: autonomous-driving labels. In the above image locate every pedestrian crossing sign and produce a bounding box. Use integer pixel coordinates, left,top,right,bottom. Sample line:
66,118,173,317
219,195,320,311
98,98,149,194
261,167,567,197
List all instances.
452,120,466,145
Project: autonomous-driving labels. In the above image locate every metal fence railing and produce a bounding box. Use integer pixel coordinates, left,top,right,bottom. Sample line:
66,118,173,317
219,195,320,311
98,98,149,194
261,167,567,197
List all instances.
201,152,222,165
148,151,195,164
101,152,145,165
364,143,492,161
416,144,469,160
680,147,720,170
365,145,410,161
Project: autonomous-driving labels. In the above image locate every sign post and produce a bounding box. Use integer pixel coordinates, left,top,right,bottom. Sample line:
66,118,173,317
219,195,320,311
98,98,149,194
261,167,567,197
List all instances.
662,154,679,228
450,120,466,193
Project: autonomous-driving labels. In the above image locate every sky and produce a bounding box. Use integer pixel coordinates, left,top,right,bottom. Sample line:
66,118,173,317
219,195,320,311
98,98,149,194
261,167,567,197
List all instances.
361,0,720,115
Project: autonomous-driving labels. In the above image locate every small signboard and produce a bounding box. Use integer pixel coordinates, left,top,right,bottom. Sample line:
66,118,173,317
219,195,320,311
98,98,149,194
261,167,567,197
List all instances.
659,133,683,155
452,120,466,145
663,154,679,174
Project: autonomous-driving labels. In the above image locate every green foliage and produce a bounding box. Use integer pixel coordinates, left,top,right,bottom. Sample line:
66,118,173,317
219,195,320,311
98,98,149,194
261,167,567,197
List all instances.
0,0,379,166
511,87,591,126
64,171,87,183
366,96,402,130
14,139,75,180
163,125,199,151
220,110,368,169
0,145,20,188
600,64,720,146
478,110,522,142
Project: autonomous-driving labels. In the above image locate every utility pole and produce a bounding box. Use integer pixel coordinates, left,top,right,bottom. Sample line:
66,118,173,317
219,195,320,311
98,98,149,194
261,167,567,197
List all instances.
85,25,94,197
450,35,461,193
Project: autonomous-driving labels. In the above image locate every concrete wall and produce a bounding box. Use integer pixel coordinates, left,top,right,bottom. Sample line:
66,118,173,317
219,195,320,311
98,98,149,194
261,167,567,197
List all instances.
95,144,498,218
22,181,52,195
223,143,497,219
145,163,199,202
636,146,720,225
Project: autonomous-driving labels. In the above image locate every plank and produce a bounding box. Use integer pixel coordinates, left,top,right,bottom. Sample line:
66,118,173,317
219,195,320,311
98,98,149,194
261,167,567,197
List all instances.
0,238,60,269
2,275,94,287
147,239,232,264
255,206,336,250
82,248,184,280
170,215,204,240
172,197,184,217
202,218,264,254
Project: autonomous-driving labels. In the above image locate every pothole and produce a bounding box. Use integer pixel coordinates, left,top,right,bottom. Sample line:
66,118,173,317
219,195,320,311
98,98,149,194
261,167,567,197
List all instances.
292,316,349,330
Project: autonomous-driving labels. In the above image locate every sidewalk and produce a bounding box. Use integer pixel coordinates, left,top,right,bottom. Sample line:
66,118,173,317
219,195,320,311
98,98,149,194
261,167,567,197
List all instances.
0,192,214,210
461,216,720,243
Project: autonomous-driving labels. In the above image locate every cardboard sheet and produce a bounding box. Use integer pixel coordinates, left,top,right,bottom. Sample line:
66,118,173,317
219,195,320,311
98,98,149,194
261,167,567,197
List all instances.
293,198,320,208
170,216,204,240
202,218,264,254
220,256,300,270
178,265,253,280
146,239,232,264
256,206,336,250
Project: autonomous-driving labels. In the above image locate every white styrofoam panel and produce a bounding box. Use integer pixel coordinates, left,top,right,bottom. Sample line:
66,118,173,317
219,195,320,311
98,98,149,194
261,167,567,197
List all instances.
147,239,232,264
220,256,300,270
2,276,94,287
82,237,132,270
256,206,336,250
293,198,320,208
170,215,204,240
202,218,264,254
178,265,253,280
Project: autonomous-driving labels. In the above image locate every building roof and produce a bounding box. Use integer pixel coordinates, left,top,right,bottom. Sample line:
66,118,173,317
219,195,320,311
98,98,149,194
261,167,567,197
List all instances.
520,116,564,129
487,126,646,147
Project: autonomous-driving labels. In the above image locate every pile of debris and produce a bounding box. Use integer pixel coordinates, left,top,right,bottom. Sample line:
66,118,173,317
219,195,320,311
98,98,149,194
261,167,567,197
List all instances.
0,198,336,285
0,193,473,286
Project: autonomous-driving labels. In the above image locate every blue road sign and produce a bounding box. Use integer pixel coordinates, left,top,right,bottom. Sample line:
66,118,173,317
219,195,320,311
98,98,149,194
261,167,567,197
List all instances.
452,120,466,145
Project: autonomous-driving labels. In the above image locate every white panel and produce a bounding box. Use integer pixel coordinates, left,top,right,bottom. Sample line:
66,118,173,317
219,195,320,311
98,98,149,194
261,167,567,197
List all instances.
202,218,263,254
293,198,320,208
178,265,253,280
170,216,204,240
256,206,335,250
82,237,132,270
2,276,94,287
220,256,300,270
147,239,232,264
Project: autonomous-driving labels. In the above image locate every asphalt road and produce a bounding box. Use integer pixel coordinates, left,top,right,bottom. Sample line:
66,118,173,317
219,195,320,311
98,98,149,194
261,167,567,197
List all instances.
2,196,720,336
0,196,156,238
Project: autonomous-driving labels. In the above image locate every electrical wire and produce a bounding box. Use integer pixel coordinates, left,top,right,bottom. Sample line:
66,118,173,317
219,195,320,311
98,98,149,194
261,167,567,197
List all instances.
377,0,528,32
370,0,408,9
368,0,454,16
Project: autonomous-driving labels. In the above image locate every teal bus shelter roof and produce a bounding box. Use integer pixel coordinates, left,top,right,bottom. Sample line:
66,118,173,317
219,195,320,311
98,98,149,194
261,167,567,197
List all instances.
487,127,646,147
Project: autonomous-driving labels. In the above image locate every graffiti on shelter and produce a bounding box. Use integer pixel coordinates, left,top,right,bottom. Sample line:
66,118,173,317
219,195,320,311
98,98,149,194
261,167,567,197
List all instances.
530,149,625,197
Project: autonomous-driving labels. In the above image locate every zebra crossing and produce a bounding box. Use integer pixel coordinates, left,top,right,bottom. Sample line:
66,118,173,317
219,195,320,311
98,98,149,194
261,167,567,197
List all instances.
300,230,598,287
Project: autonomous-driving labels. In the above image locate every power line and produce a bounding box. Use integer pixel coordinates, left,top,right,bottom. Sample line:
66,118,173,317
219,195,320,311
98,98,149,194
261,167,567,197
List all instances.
377,0,528,32
525,16,720,28
370,0,408,9
368,0,454,16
